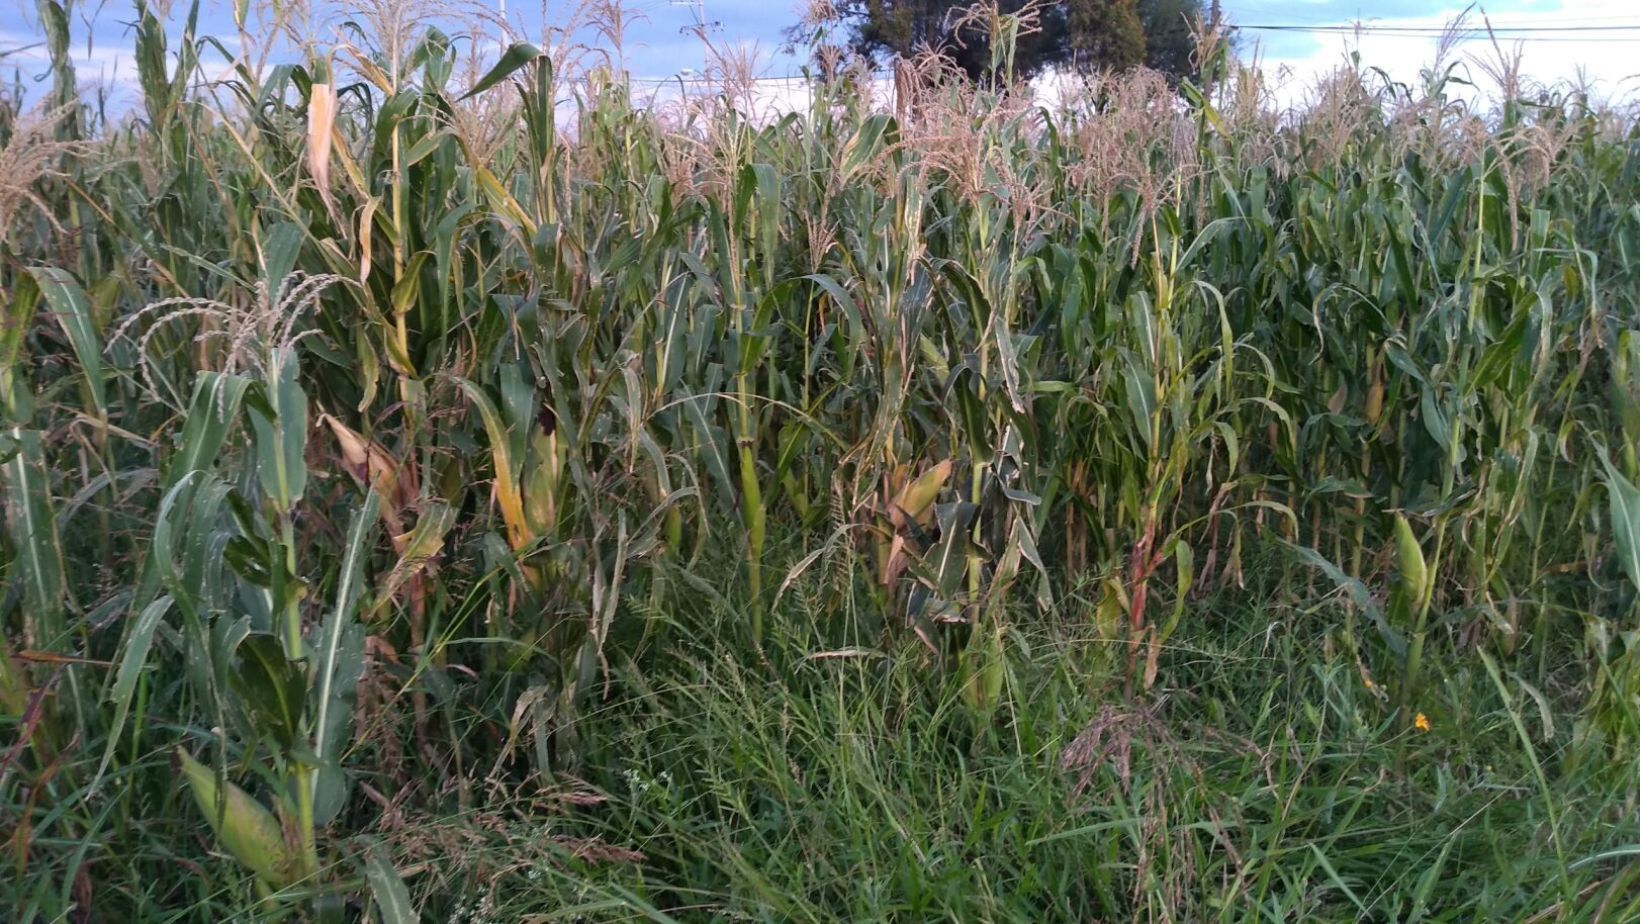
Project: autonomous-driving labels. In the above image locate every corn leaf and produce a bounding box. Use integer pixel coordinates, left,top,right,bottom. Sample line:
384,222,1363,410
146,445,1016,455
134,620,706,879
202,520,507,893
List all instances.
1596,444,1640,593
229,632,306,751
247,350,309,512
2,427,67,649
311,489,380,823
28,267,106,418
460,43,542,100
364,846,419,923
91,593,174,792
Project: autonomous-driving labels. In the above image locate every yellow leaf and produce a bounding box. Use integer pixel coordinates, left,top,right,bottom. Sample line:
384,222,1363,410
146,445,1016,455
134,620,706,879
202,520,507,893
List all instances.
306,82,336,212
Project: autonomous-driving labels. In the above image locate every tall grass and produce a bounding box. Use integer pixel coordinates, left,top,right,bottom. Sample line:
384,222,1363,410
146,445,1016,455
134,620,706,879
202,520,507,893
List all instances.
3,1,1640,919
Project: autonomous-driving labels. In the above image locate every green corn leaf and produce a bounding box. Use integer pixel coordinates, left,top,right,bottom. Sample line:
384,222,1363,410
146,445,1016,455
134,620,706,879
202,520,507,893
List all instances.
261,222,304,297
927,501,978,600
498,362,535,467
991,313,1026,414
1011,516,1052,610
28,267,106,418
748,163,782,279
1160,540,1193,643
684,394,735,510
947,363,993,462
3,427,67,650
1283,539,1405,657
230,632,307,751
248,350,309,513
803,274,864,354
460,43,542,100
0,273,39,422
133,0,170,123
310,489,379,823
480,530,530,597
149,474,203,613
457,377,528,548
91,593,174,792
150,472,234,629
166,372,251,489
401,131,447,171
36,0,75,111
1419,388,1451,453
364,847,419,923
1123,358,1157,451
1595,444,1640,593
837,114,896,181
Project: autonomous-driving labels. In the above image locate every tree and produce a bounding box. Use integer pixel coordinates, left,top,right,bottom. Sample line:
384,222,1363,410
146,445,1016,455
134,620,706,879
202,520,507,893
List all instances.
1066,0,1146,75
817,0,1204,82
1138,0,1209,83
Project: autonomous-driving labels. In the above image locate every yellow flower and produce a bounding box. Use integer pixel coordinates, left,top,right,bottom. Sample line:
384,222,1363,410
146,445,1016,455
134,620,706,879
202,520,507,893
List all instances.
1414,712,1432,733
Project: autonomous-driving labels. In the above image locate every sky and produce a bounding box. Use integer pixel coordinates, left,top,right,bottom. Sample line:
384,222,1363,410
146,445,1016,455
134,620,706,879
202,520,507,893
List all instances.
4,0,1639,112
1237,0,1640,104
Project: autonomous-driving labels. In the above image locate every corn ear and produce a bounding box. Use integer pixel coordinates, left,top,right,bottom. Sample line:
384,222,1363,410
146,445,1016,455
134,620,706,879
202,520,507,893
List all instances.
1393,515,1428,609
322,415,395,491
1365,381,1385,425
523,430,559,537
892,460,953,527
963,622,1006,712
177,748,299,888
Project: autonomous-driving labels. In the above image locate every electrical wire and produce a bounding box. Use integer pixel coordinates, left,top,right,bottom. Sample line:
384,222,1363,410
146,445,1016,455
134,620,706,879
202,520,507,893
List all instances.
1237,23,1640,34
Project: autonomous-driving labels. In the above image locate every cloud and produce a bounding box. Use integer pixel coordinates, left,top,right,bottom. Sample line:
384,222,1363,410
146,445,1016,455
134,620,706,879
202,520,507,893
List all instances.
1228,0,1640,106
1,27,141,110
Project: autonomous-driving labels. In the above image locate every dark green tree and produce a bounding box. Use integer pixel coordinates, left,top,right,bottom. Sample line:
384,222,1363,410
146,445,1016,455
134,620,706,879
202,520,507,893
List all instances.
817,0,1205,82
1138,0,1209,83
1066,0,1146,75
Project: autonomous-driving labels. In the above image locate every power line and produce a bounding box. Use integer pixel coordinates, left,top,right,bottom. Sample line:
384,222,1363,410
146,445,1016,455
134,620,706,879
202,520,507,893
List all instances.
1236,11,1640,27
1224,0,1640,28
1231,21,1640,44
1235,30,1640,45
1455,15,1640,27
1238,23,1640,34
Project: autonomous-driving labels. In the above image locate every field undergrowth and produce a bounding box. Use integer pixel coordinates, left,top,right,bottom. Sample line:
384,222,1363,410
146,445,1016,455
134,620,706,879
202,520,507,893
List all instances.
5,1,1640,920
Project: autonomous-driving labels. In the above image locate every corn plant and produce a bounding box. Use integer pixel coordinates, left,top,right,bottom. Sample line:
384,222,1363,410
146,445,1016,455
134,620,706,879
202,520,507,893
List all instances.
4,1,1640,917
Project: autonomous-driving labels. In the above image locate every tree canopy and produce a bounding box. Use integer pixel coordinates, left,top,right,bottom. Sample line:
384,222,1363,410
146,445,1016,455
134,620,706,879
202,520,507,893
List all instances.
821,0,1211,82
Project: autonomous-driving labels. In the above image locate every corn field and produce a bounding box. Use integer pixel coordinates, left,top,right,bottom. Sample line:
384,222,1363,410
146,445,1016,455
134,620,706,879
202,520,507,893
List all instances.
6,1,1640,920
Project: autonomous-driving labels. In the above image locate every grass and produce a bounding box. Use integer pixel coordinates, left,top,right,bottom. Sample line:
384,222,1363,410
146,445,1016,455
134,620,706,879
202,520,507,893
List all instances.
4,0,1640,919
338,550,1640,922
